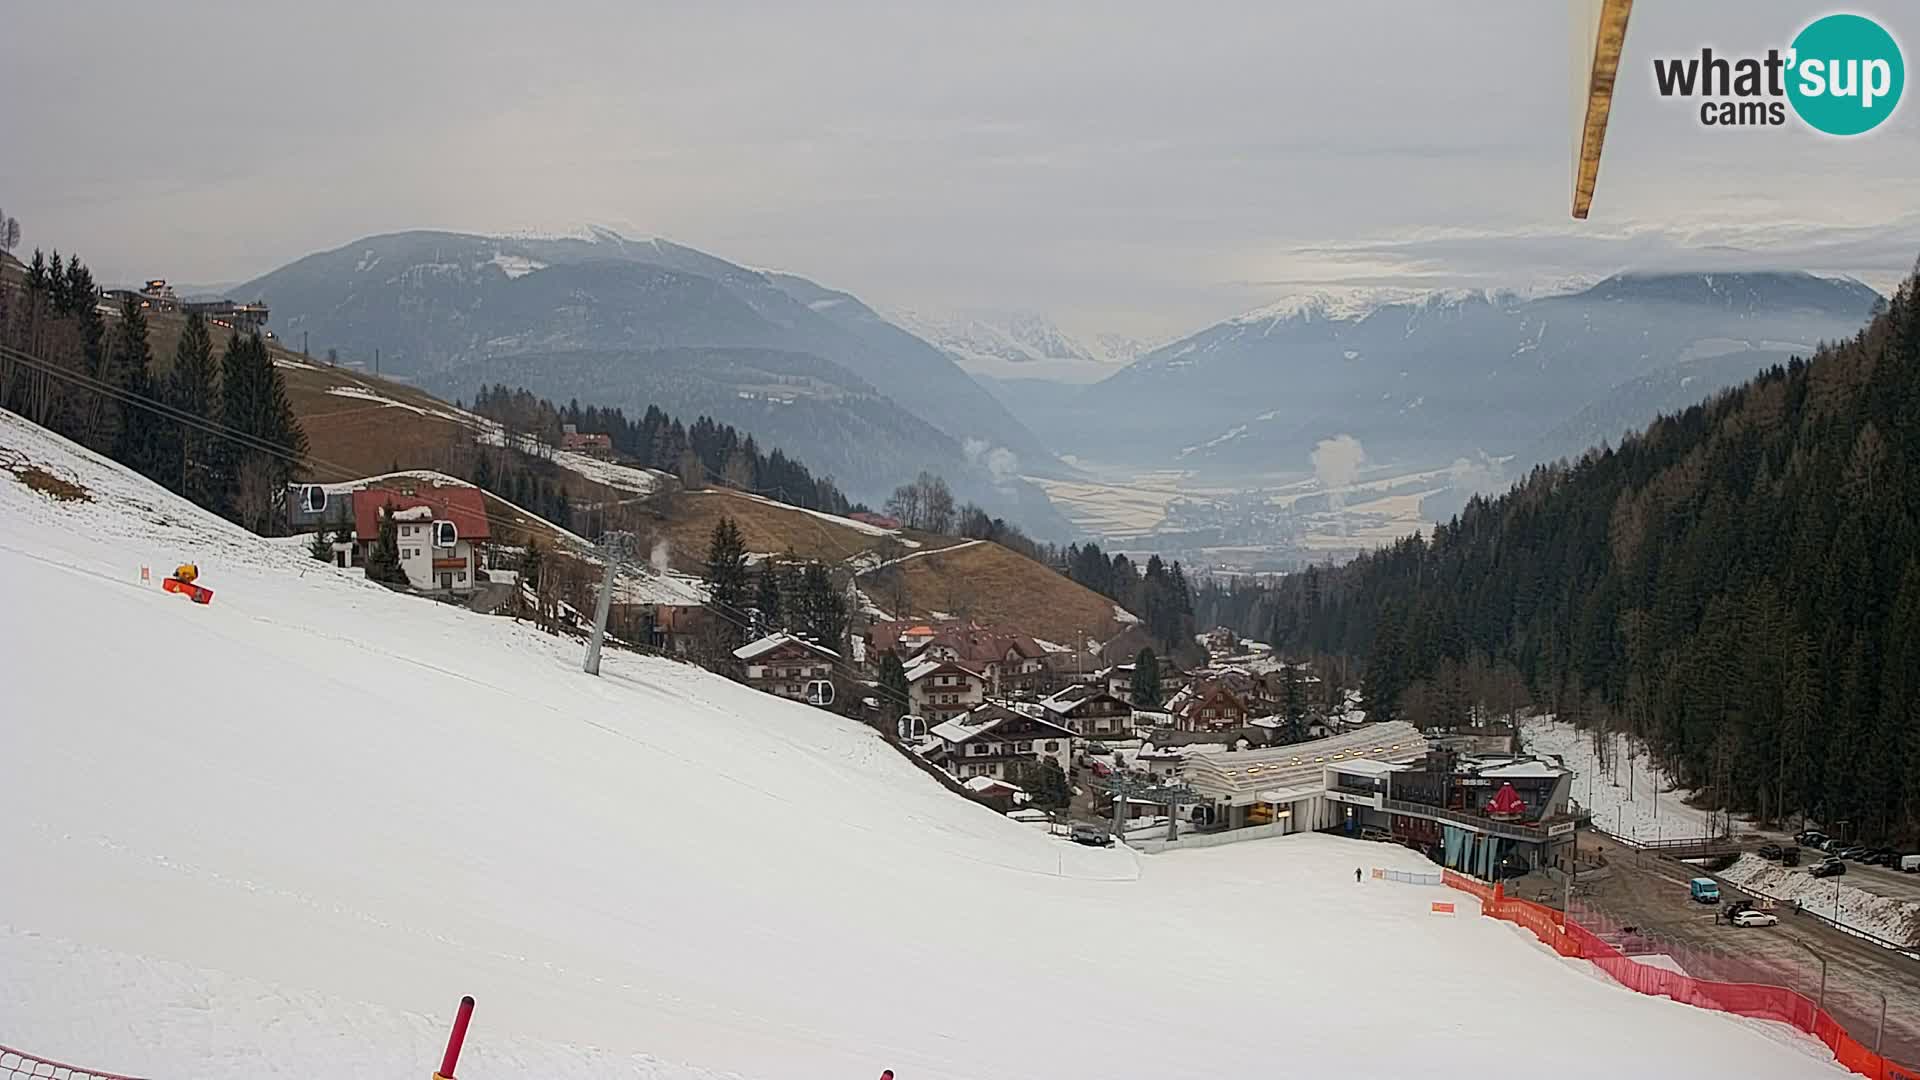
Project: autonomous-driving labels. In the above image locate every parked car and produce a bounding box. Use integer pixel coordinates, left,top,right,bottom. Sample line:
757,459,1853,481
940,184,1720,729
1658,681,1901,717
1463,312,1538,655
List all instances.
1836,844,1866,859
1689,878,1721,904
1757,843,1783,860
1088,760,1113,779
1732,909,1779,928
1724,899,1753,918
1865,848,1896,866
1900,854,1920,873
1084,741,1111,757
1070,823,1114,847
1781,846,1801,866
1796,830,1827,847
1810,858,1846,878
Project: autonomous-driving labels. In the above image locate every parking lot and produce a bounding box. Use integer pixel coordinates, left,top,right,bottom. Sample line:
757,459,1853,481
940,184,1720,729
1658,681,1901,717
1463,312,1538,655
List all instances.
1575,832,1920,1066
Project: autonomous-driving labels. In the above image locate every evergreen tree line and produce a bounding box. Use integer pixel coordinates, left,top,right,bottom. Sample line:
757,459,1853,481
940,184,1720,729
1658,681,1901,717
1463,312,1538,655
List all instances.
465,447,576,535
1,249,306,534
704,514,851,655
1062,542,1196,654
470,384,858,515
1259,270,1920,841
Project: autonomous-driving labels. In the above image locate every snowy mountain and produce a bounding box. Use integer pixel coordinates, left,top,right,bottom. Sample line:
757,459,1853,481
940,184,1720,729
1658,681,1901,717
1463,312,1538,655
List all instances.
0,406,1849,1080
234,230,1065,514
1003,271,1882,473
889,307,1144,384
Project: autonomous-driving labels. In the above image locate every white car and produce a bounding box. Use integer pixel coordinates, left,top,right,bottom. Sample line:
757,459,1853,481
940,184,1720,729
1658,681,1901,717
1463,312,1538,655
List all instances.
1732,909,1778,928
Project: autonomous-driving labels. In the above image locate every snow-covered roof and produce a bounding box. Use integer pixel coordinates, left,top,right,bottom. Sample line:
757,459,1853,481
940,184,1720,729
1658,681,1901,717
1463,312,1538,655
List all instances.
963,775,1023,794
1327,757,1410,778
905,658,981,683
1478,760,1566,780
930,704,1074,746
1181,722,1429,804
733,633,840,662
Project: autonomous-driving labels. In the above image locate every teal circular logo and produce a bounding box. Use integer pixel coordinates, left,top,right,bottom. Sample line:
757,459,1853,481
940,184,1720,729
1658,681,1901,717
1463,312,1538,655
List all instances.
1787,14,1904,135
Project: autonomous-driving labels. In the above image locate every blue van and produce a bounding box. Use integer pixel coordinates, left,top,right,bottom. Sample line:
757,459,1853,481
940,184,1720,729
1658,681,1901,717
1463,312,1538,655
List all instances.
1689,877,1721,904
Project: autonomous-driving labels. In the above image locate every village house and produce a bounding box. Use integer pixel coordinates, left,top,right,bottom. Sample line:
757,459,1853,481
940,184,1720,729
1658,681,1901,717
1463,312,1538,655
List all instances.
351,485,491,593
1204,626,1240,658
929,703,1075,782
906,658,987,724
558,423,614,457
870,620,1052,695
733,633,840,703
1036,686,1135,739
1166,678,1251,733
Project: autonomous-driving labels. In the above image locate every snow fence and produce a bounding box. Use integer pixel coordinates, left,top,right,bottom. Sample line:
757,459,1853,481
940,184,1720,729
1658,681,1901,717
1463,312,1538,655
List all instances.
2,1044,145,1080
1441,871,1918,1080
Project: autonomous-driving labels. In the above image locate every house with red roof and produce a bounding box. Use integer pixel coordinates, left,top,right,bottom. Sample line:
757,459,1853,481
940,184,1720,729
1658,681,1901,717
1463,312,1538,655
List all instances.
868,619,1052,694
351,484,491,593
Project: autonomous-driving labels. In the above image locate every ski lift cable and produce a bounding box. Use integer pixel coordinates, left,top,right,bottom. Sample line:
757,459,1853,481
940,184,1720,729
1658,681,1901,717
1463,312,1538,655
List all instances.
4,342,919,712
4,343,512,539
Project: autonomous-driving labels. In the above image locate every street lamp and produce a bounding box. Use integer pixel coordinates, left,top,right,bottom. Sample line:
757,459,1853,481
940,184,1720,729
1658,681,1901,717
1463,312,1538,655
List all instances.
1789,936,1827,1016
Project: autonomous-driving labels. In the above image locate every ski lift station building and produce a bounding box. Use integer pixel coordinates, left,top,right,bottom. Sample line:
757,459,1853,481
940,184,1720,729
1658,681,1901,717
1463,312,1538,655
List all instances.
1180,721,1430,838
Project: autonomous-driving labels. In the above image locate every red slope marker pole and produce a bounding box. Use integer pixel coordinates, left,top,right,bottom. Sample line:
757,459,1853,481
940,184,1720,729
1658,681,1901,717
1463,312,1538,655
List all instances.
434,995,475,1080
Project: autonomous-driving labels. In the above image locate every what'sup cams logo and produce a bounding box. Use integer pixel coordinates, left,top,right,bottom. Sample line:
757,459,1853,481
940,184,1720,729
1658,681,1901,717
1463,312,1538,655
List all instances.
1653,13,1904,134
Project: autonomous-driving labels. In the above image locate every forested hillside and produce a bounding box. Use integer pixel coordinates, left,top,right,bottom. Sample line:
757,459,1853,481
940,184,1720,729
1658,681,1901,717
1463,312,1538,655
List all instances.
1264,268,1920,841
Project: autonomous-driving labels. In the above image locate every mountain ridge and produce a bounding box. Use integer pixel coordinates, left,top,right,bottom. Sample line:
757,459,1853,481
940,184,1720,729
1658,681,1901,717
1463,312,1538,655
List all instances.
1010,270,1884,475
234,228,1070,530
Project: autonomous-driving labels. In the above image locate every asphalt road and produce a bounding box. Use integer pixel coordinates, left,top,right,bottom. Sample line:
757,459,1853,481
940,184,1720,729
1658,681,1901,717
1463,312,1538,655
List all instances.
1577,833,1920,1067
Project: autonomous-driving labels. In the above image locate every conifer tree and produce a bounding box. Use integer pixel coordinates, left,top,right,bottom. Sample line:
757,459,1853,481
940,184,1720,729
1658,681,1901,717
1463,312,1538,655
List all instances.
703,515,750,643
1129,647,1162,707
107,294,164,481
754,563,783,633
165,312,220,509
878,650,911,724
216,332,307,533
363,504,410,585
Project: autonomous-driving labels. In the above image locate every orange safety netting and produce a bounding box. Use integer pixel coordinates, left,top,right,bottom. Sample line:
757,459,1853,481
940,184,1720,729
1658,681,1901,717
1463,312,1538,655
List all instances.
1441,872,1917,1080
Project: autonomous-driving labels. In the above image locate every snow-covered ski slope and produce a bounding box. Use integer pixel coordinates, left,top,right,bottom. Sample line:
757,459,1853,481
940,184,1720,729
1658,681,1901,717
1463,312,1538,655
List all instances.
0,410,1847,1079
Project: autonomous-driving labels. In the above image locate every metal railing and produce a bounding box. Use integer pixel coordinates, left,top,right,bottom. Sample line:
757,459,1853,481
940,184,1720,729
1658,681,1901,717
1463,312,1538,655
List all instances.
1382,798,1550,842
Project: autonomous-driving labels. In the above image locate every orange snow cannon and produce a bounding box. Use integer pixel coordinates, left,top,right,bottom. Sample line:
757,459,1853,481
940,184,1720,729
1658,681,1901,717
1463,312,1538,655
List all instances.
162,563,214,604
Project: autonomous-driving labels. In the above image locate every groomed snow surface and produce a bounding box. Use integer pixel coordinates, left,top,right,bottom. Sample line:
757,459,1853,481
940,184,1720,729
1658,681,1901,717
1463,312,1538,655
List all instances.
0,410,1851,1079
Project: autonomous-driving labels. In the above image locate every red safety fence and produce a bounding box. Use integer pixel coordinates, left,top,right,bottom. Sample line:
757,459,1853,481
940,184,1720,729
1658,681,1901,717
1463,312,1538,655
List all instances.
1441,871,1918,1080
1,1045,146,1080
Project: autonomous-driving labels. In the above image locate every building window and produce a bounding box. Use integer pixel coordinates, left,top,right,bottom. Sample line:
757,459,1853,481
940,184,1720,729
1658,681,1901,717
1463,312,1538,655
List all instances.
1016,741,1032,753
1044,740,1059,752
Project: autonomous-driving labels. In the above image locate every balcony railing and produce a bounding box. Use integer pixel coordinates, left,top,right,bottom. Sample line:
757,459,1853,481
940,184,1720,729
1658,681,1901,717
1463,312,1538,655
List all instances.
1382,798,1553,842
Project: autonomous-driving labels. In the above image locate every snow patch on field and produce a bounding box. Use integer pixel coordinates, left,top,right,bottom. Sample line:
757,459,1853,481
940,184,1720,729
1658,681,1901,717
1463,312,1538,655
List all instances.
1719,855,1920,948
322,385,477,427
0,408,1853,1080
688,489,904,538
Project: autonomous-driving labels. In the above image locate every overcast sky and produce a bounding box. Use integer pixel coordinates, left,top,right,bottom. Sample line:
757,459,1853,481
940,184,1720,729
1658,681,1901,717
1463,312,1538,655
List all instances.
4,1,1915,342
